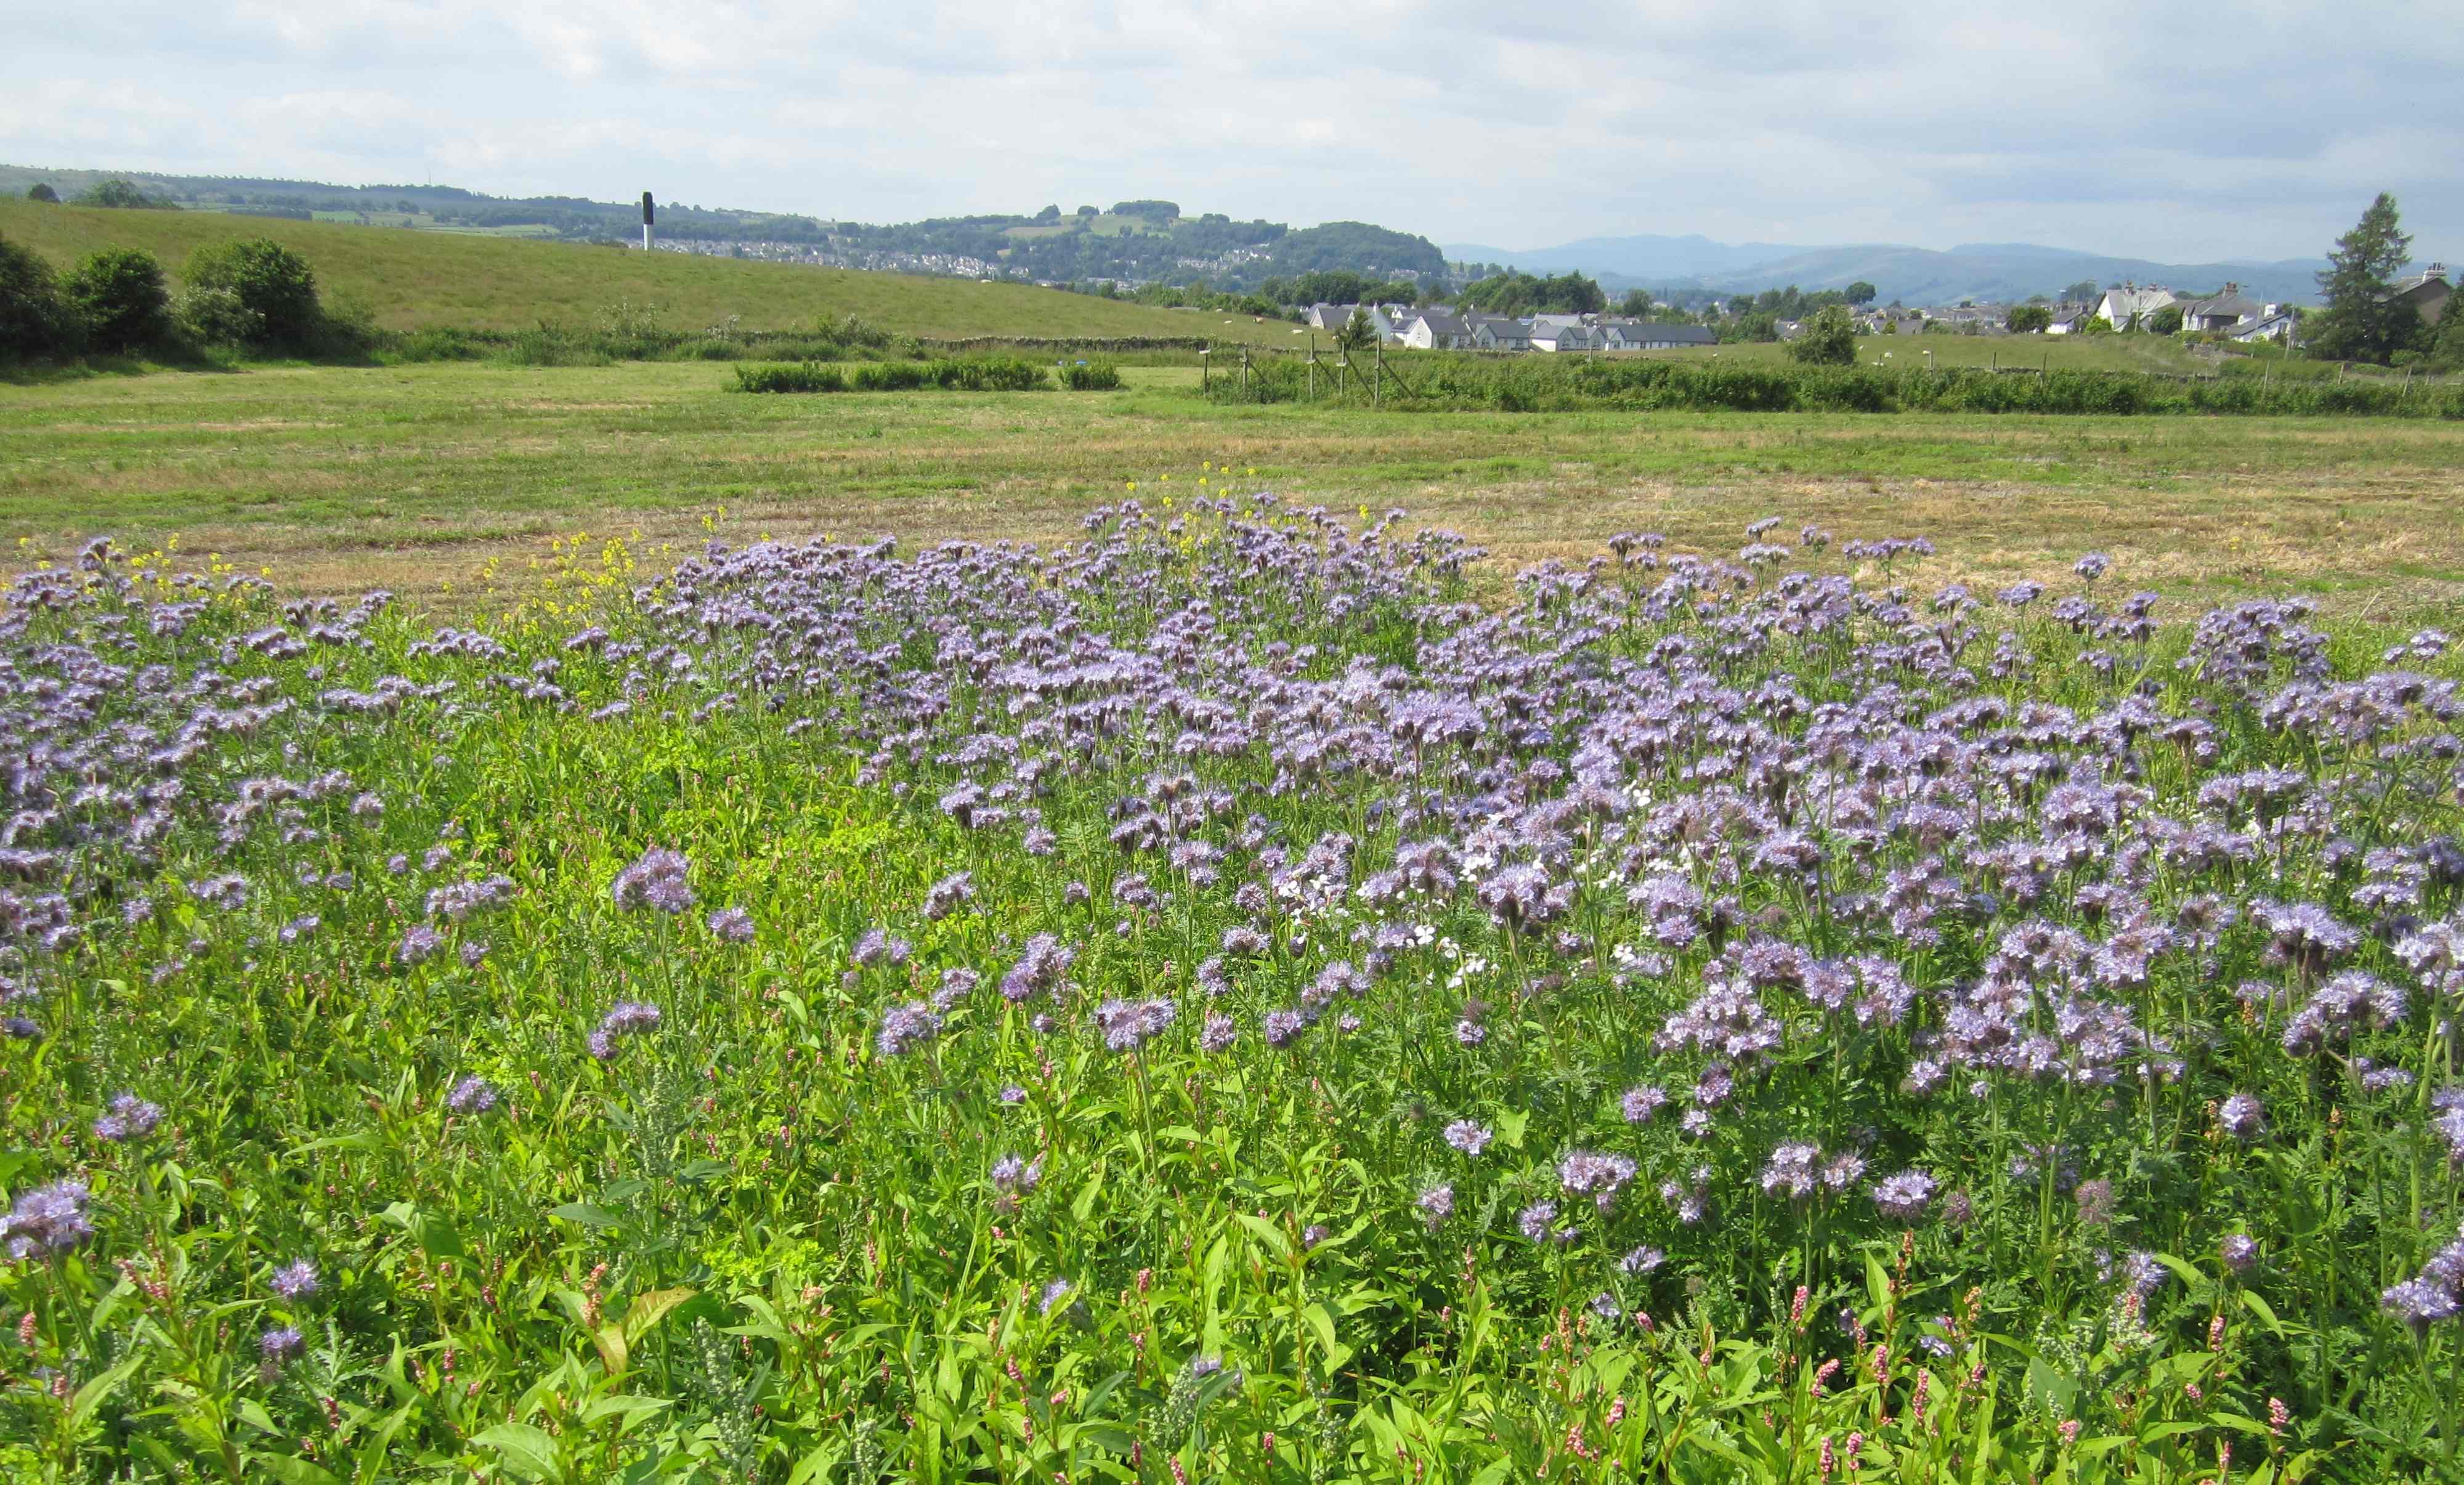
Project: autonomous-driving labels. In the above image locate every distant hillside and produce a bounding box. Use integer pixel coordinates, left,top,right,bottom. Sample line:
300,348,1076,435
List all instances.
0,165,1448,292
1443,233,2387,305
0,199,1303,344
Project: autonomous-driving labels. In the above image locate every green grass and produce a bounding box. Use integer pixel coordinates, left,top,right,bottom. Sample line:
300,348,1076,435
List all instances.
2,360,2462,620
0,200,1298,345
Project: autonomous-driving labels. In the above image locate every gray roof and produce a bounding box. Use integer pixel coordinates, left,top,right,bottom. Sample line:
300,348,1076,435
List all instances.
1603,320,1716,345
1412,309,1467,334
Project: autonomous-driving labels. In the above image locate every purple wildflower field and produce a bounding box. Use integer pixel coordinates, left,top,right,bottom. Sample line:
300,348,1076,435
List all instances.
1,498,2460,1481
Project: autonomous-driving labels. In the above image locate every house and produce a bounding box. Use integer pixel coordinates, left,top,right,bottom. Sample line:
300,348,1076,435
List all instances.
1400,308,1474,350
1467,315,1531,352
1600,320,1717,350
2094,283,2175,329
2389,264,2451,327
2224,309,2299,345
2043,301,2096,334
1305,303,1361,332
2176,282,2267,334
1527,315,1598,352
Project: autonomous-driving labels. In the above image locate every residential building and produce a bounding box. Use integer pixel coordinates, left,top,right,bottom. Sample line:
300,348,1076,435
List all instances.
2094,283,2175,328
2176,282,2267,333
1528,315,1598,352
1467,315,1532,352
1600,320,1717,349
1400,309,1473,350
2389,265,2451,327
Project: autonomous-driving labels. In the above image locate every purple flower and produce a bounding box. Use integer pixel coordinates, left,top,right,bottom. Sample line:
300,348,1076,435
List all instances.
877,1001,944,1058
397,925,444,965
447,1077,498,1114
2221,1234,2259,1274
706,907,755,942
1201,1013,1236,1053
2218,1093,2266,1141
1872,1170,1937,1222
2381,1277,2459,1331
1517,1200,1574,1244
1093,997,1177,1053
1621,1085,1669,1125
2,1180,93,1260
1443,1120,1493,1156
1558,1150,1639,1208
1417,1184,1455,1227
93,1093,164,1143
1039,1278,1076,1317
261,1325,305,1362
1620,1245,1665,1275
270,1258,320,1301
590,1000,663,1060
990,1154,1044,1194
610,847,695,915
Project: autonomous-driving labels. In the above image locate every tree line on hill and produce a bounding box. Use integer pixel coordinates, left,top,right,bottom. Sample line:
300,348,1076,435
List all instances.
0,224,369,362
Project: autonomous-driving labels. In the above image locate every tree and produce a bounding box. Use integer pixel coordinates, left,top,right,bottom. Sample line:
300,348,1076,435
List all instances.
1786,304,1858,365
1,230,75,357
1844,280,1877,306
1615,288,1653,318
25,183,59,203
1075,205,1099,218
2147,304,2184,336
65,248,172,352
1334,308,1378,358
77,177,174,210
2005,304,2053,334
2308,192,2425,365
184,238,322,347
2063,279,2100,305
1034,204,1061,223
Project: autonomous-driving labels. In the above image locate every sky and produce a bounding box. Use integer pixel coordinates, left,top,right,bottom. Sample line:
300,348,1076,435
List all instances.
4,0,2458,264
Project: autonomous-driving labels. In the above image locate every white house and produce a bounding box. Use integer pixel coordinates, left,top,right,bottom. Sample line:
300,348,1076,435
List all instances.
2224,310,2299,345
1527,315,1597,352
2094,283,2175,329
1400,309,1473,350
1467,315,1531,351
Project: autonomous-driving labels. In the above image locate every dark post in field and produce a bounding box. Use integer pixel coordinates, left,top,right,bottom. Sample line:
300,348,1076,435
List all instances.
641,192,655,253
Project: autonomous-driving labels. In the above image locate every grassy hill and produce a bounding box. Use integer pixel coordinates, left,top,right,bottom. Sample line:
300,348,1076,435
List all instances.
0,200,1300,346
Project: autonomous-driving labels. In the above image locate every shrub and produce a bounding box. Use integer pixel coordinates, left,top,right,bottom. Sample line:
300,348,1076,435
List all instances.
850,361,928,391
1060,361,1122,390
2149,304,2185,336
25,183,59,203
184,239,323,347
927,355,1046,391
1,230,76,358
1786,305,1858,366
175,285,264,347
64,248,174,353
732,362,847,394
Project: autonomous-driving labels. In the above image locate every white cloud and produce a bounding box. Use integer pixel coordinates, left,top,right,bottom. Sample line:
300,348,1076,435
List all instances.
4,0,2457,261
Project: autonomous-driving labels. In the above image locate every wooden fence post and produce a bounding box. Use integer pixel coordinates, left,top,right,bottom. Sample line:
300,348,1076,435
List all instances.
1241,347,1249,396
1201,347,1209,392
1373,339,1382,409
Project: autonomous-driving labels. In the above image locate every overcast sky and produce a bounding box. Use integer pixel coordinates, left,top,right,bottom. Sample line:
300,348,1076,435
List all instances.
5,1,2457,263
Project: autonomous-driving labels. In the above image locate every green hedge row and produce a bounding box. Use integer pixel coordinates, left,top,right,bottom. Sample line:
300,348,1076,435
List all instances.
1204,354,2464,418
732,356,1123,394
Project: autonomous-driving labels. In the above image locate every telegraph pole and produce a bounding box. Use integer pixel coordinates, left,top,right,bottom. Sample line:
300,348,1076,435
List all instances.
641,192,655,253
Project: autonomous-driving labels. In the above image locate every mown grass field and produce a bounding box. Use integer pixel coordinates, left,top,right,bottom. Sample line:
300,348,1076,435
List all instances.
3,360,2462,620
0,200,1298,344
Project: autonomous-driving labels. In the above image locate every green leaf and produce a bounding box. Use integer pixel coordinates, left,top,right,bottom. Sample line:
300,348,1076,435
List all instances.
475,1422,567,1484
548,1203,621,1228
622,1287,698,1342
1494,1108,1528,1149
251,1455,344,1485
